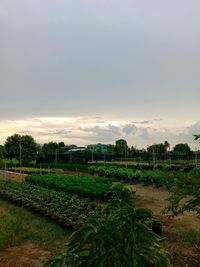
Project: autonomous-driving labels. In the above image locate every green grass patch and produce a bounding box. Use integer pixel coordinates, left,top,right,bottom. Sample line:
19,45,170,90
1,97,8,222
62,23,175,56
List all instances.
0,200,69,252
175,228,200,247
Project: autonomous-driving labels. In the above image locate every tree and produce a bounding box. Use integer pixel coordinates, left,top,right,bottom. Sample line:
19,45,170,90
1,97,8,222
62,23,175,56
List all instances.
147,143,167,154
164,135,200,217
164,141,170,151
0,145,5,159
4,134,21,159
58,142,65,153
194,134,200,141
5,134,37,165
107,144,115,154
165,167,200,216
114,139,128,155
42,142,59,155
172,143,191,154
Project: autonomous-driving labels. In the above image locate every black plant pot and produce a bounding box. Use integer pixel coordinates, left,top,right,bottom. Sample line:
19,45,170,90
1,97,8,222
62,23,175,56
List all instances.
152,222,162,235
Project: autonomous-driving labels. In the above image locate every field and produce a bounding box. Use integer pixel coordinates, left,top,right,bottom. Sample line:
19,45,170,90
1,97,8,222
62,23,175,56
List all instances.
134,185,200,266
0,165,200,266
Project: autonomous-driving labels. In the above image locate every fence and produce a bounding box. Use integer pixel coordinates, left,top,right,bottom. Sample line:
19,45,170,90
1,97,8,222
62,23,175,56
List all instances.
39,151,200,165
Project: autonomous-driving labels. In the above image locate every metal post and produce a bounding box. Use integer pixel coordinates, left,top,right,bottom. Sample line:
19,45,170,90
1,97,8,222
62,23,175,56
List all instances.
19,139,22,173
4,162,7,179
125,145,128,168
153,147,156,170
169,145,171,168
91,149,94,164
195,147,198,167
55,149,58,163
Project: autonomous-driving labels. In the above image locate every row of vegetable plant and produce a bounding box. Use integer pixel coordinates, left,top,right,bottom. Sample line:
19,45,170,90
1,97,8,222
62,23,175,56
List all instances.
26,174,112,200
89,166,178,188
0,179,105,229
49,163,89,171
96,161,195,171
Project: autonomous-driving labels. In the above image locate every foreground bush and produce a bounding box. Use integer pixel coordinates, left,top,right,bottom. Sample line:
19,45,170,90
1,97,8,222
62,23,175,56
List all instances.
165,167,200,216
45,192,171,267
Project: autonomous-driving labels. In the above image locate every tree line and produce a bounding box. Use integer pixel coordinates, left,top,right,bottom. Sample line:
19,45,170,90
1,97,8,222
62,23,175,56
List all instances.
0,134,198,166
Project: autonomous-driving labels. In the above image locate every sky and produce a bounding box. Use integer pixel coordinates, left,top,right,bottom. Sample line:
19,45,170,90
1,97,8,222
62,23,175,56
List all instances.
0,0,200,148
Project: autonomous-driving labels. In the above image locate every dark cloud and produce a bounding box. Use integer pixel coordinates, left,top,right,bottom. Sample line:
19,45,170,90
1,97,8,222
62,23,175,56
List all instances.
19,129,71,138
132,120,152,125
82,124,121,143
122,124,137,135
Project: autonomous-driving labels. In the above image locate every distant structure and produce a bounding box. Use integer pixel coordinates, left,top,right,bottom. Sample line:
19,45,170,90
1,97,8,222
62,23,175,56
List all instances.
87,143,108,153
63,145,86,153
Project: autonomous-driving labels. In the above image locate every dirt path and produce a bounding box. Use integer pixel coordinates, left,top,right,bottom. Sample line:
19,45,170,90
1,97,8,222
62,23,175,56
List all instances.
0,171,27,183
134,184,200,230
0,241,51,267
133,184,200,267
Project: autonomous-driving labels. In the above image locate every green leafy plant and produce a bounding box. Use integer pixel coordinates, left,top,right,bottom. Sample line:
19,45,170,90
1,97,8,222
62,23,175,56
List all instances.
0,180,105,229
164,168,200,216
26,174,112,200
45,204,171,267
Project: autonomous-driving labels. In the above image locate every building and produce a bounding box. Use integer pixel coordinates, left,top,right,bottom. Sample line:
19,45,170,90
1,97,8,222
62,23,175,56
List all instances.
64,145,86,153
87,143,108,153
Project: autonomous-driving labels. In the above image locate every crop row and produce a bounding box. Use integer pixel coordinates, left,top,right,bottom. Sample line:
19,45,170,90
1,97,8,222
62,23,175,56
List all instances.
89,166,177,188
95,162,195,172
8,167,63,174
26,174,112,200
0,180,105,229
49,163,89,171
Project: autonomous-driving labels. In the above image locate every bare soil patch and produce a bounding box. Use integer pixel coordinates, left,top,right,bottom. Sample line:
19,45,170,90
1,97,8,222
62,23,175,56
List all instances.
0,241,51,267
0,171,26,183
133,184,200,267
0,207,6,215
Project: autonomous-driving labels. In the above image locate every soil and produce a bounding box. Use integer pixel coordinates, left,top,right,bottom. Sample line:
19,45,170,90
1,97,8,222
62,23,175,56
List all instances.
0,171,26,183
0,207,6,215
133,184,200,267
0,241,51,267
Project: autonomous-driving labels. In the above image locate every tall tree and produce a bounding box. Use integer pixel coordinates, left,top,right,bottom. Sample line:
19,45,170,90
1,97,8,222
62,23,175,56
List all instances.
58,142,65,153
147,143,167,154
42,142,59,155
164,141,170,151
0,145,5,159
114,139,128,155
172,143,191,154
5,134,37,165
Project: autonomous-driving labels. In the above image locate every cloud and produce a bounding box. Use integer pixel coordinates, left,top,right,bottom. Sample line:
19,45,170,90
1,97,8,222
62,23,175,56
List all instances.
132,120,152,125
122,124,137,135
81,124,121,143
177,121,200,147
0,116,199,149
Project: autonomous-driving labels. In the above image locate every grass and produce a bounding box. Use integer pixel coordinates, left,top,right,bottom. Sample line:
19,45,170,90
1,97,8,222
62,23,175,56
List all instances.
175,228,200,248
0,199,69,253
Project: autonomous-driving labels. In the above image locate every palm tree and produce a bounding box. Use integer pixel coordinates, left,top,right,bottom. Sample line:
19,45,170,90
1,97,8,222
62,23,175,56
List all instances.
164,141,170,152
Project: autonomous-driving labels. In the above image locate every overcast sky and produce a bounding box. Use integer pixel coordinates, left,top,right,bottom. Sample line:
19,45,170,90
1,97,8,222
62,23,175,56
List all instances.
0,0,200,148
